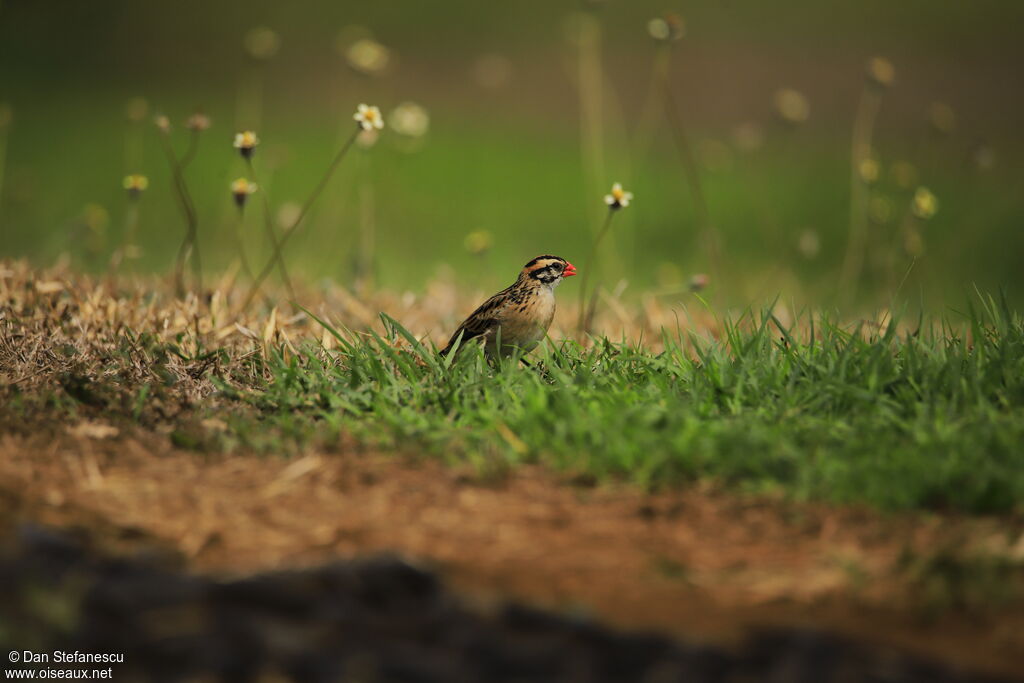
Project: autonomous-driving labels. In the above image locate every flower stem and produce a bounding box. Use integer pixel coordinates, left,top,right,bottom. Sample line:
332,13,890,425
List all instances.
356,156,376,293
180,131,203,292
662,72,719,288
245,157,295,300
839,85,883,304
234,207,255,282
576,9,606,229
632,45,670,169
577,208,616,335
179,128,200,170
0,124,8,245
158,129,202,297
243,127,360,310
123,202,140,251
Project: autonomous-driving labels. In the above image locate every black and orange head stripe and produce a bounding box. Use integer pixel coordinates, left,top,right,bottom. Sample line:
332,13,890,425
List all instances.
523,254,566,270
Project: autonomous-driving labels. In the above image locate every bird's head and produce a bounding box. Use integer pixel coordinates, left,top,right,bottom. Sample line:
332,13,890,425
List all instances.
520,254,577,288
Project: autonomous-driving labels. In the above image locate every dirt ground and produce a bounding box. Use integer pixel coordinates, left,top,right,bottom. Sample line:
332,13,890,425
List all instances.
2,429,1023,679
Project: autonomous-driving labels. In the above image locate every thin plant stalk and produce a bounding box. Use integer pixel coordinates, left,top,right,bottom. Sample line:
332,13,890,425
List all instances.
179,128,200,169
576,208,616,334
355,152,376,293
243,128,360,309
576,10,606,227
123,201,140,253
234,205,255,282
0,122,8,243
313,86,364,275
107,201,140,279
884,199,924,297
124,114,144,174
237,59,267,132
632,45,670,163
628,43,670,283
635,38,719,293
245,157,295,299
661,71,719,286
839,85,883,302
158,128,203,296
580,289,602,341
179,133,202,292
121,113,144,262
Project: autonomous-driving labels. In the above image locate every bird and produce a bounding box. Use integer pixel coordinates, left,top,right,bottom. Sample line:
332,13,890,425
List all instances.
440,255,577,358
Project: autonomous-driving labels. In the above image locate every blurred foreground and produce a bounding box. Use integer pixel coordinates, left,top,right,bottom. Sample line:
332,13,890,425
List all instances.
2,526,1018,682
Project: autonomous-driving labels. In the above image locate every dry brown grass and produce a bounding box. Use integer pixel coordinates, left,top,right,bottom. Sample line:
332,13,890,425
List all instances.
0,257,721,395
0,256,731,440
1,257,918,414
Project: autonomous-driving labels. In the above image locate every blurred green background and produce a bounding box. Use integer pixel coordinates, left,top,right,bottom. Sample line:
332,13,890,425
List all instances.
1,0,1022,309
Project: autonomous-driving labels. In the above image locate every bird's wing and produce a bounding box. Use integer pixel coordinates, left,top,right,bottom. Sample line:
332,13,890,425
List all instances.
440,288,511,355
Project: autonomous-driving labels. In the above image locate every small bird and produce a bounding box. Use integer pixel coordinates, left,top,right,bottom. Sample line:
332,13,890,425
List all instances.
441,255,577,358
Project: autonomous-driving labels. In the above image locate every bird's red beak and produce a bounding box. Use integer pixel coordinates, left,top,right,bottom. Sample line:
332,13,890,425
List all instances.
564,262,577,277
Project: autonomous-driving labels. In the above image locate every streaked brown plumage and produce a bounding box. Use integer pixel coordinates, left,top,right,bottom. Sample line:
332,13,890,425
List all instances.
440,255,577,358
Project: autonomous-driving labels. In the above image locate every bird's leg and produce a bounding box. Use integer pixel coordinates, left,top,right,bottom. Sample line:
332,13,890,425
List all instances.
519,355,555,381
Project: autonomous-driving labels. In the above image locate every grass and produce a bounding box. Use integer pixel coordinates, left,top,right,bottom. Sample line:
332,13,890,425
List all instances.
3,263,1021,515
235,293,1024,514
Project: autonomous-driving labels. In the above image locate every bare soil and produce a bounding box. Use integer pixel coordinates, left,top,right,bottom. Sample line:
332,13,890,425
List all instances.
2,429,1022,678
